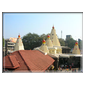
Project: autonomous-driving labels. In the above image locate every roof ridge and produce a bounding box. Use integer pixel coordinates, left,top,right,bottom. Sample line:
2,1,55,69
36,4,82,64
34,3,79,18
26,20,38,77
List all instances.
19,50,39,72
8,55,20,69
18,51,30,70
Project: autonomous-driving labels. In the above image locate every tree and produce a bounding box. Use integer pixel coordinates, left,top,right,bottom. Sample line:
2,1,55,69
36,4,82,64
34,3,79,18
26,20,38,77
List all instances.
65,38,76,49
22,33,43,50
59,38,65,46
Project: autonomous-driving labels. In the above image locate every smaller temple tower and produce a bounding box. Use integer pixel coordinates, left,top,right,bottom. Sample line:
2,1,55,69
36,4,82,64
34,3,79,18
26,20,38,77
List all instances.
14,34,24,51
72,41,80,54
39,39,49,53
46,35,53,47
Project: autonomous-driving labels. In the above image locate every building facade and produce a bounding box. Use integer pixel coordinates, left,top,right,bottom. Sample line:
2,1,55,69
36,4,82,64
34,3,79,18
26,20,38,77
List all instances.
66,35,72,40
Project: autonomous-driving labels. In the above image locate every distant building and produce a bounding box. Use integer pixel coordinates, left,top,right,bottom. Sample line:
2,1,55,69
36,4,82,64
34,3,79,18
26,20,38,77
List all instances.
78,39,81,42
78,38,81,48
78,38,82,54
66,35,72,40
5,39,15,55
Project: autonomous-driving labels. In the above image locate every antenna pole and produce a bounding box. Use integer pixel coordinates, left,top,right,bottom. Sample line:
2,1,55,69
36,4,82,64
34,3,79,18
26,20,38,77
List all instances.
61,31,62,39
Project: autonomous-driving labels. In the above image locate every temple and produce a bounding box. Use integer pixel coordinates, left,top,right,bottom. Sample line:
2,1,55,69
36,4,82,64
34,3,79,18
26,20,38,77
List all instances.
3,25,82,72
34,26,82,70
34,26,62,55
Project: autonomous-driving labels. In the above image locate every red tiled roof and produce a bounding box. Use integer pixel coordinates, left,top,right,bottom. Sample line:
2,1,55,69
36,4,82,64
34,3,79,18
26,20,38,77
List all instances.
3,54,20,69
9,55,20,68
3,50,55,72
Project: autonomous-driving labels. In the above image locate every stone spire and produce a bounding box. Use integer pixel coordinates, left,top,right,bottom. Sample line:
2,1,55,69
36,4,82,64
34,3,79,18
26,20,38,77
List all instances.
46,35,53,47
39,39,49,53
50,26,61,46
72,41,80,54
14,34,24,51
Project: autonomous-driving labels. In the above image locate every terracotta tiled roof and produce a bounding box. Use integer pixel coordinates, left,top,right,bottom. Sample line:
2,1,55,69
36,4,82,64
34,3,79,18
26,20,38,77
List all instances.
3,50,55,72
9,55,20,68
3,54,20,69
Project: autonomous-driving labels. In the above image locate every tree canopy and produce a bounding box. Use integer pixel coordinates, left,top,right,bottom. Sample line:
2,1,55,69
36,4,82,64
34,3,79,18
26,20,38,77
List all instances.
22,33,50,50
59,38,65,46
22,33,42,50
65,38,76,49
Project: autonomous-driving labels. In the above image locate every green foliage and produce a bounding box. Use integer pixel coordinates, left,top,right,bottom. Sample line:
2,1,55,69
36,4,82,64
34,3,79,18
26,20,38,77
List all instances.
65,38,76,49
22,33,51,50
59,38,65,46
22,33,43,50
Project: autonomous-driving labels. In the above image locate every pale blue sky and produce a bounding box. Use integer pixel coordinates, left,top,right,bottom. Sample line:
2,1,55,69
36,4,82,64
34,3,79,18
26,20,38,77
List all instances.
3,13,82,40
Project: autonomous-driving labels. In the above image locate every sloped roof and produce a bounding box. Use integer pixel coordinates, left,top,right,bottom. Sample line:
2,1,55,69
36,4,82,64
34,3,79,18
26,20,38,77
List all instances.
3,55,20,69
3,50,55,72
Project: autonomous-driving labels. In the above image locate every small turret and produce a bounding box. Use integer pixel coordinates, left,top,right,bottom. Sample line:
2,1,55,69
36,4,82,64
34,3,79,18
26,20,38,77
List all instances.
39,39,49,53
72,41,80,54
46,35,53,47
14,34,24,51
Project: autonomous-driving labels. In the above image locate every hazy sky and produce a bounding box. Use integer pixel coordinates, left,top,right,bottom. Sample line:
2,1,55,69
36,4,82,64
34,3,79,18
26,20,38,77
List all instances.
3,13,82,40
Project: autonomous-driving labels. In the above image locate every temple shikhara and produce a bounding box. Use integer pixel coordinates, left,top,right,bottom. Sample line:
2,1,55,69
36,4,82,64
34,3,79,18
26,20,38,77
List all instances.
3,25,82,72
14,34,24,51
